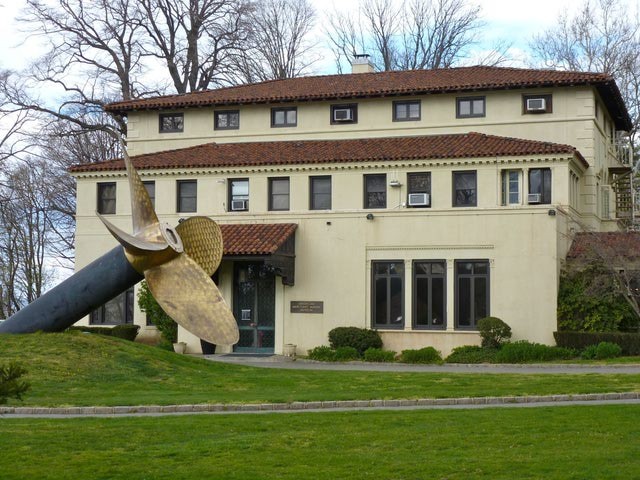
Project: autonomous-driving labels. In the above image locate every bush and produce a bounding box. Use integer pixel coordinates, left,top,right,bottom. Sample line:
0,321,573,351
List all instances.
363,348,396,362
445,345,498,364
307,346,337,362
67,325,140,341
0,362,30,404
580,344,598,360
328,327,382,356
400,347,442,364
495,341,575,363
138,281,177,343
477,317,512,348
582,342,623,360
334,346,360,361
554,331,640,356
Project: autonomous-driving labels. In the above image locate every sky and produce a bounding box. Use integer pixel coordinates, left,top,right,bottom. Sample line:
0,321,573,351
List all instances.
0,0,593,74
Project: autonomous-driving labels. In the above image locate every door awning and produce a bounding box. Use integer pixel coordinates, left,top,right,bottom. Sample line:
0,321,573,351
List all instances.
220,223,297,285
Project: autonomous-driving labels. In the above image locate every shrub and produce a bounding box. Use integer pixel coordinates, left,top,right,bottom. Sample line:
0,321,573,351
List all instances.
363,348,396,362
307,346,337,362
138,281,177,343
67,325,140,341
328,327,382,356
477,317,512,348
581,344,598,360
0,362,30,404
554,331,640,356
334,346,360,361
495,341,575,363
445,345,498,364
400,347,442,364
594,342,622,359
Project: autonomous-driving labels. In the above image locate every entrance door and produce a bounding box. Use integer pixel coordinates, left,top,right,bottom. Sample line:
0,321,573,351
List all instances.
233,262,276,353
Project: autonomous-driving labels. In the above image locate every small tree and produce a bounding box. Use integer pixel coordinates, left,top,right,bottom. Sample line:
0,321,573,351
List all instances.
137,281,177,344
477,317,512,349
0,362,30,404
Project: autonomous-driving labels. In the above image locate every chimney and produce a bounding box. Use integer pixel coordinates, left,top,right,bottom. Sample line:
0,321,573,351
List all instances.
351,54,374,74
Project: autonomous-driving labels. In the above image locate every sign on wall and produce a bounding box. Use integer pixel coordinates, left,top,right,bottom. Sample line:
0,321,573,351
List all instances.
290,301,324,314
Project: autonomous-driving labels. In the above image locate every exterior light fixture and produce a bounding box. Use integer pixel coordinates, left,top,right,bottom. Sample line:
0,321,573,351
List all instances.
366,213,374,220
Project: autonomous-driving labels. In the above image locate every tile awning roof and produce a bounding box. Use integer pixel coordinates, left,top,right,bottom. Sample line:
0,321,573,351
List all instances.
104,66,631,130
220,223,296,256
567,232,640,262
70,132,587,173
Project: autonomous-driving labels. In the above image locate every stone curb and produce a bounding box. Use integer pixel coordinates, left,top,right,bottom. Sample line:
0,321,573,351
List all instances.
1,392,638,416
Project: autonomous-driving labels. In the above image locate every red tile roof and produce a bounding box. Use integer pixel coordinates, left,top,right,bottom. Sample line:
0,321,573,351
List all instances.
104,66,631,130
70,132,587,173
567,232,640,262
220,223,296,256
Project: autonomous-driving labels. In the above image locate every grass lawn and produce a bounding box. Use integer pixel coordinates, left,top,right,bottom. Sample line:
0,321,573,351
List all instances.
1,332,640,407
1,405,639,479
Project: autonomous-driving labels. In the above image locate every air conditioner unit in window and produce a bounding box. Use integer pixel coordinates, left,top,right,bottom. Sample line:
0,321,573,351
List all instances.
333,108,353,121
408,193,430,206
526,98,546,111
528,193,542,204
231,199,247,211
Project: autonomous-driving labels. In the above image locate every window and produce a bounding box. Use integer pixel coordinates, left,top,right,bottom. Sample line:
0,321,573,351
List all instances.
364,174,386,209
269,177,290,211
97,182,116,214
455,260,489,329
229,178,249,211
177,180,197,213
407,172,431,208
159,113,184,133
393,100,421,121
310,176,331,210
413,261,446,329
271,107,297,127
214,110,240,130
456,96,485,118
143,181,155,208
452,171,477,207
330,103,358,124
90,289,134,325
372,261,404,329
523,94,552,114
528,168,552,204
501,170,520,205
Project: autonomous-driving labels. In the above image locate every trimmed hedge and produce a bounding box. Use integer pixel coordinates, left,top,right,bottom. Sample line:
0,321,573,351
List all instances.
445,345,498,364
495,341,574,363
477,317,512,348
554,331,640,356
67,325,140,342
328,327,382,356
399,347,442,364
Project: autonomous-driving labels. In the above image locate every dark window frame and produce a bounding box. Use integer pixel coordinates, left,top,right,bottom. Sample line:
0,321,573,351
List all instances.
393,100,421,122
364,173,387,209
176,179,197,213
228,178,249,212
309,175,332,210
407,172,431,208
90,288,134,325
523,94,553,114
371,260,405,329
452,171,477,207
528,168,552,204
268,177,290,211
142,180,156,209
271,107,297,128
159,112,184,133
97,182,116,215
454,259,490,330
456,96,486,118
214,109,240,130
330,103,358,125
412,260,447,330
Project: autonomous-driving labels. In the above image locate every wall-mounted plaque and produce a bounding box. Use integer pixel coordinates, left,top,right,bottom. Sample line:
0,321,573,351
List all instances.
290,301,324,314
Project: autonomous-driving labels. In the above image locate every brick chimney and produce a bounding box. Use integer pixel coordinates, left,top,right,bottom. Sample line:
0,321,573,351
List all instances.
351,54,374,74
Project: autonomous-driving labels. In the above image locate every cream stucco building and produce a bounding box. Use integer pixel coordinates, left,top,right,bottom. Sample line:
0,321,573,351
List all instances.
71,64,633,356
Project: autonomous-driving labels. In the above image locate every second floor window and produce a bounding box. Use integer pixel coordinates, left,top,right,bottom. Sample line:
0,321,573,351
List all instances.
364,174,386,209
215,110,240,130
528,168,552,204
331,104,358,124
97,182,116,214
523,94,552,114
501,170,520,205
177,180,197,213
393,100,421,121
143,181,155,208
407,172,431,208
453,171,477,207
269,177,290,211
229,178,249,211
456,96,485,118
271,107,297,127
310,176,331,210
159,113,184,133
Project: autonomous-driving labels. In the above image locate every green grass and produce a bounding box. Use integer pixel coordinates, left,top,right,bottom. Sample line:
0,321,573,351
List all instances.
1,332,640,407
0,405,639,479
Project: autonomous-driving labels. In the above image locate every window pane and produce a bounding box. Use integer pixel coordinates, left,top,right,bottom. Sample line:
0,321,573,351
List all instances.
529,169,541,194
458,277,471,326
459,100,471,116
415,262,430,275
217,113,228,128
415,277,429,326
409,102,420,118
431,262,445,275
272,195,289,210
408,173,430,193
232,180,249,197
390,262,403,276
271,178,288,195
366,175,386,208
143,181,155,208
543,169,552,203
375,277,388,325
390,277,403,325
395,103,406,119
432,277,444,326
457,262,472,274
474,277,488,320
286,110,297,124
229,112,239,127
311,177,331,209
473,99,484,115
274,110,285,124
454,172,477,206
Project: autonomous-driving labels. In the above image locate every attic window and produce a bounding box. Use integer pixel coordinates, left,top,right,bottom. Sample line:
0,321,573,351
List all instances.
159,113,184,133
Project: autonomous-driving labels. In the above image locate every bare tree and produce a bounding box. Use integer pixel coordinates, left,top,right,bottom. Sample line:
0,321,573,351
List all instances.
325,0,483,73
230,0,319,83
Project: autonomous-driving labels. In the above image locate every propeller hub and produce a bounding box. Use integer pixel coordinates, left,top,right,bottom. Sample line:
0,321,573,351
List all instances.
160,223,184,253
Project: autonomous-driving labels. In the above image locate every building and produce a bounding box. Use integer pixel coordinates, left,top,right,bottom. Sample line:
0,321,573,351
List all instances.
70,62,633,356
